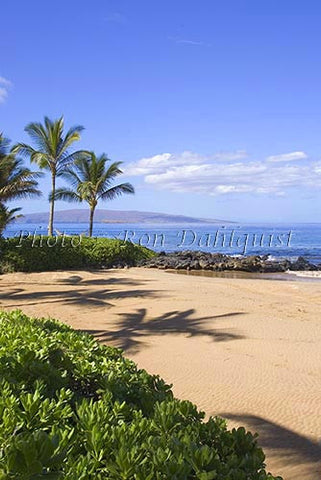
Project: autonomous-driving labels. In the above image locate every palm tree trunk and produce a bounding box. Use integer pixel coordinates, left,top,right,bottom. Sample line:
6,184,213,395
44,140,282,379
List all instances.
89,206,95,237
48,174,56,236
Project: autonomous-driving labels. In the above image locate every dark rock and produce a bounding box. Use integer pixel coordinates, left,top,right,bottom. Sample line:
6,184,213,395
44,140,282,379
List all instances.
190,260,200,270
289,256,318,271
139,251,319,273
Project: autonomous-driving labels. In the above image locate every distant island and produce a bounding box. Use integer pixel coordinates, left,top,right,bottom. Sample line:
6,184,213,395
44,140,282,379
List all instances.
17,209,232,225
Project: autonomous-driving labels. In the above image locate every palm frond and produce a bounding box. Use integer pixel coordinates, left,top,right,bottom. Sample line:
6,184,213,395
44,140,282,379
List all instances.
0,204,23,235
57,125,85,158
24,122,53,154
59,168,83,186
99,182,135,201
50,188,82,203
11,142,36,157
0,153,42,202
56,150,91,174
98,161,123,189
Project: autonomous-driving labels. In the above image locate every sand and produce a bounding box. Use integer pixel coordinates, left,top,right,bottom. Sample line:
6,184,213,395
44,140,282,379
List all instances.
0,267,320,479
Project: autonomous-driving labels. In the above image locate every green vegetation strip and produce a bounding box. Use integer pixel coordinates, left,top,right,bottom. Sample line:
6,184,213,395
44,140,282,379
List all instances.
0,237,155,273
0,310,281,479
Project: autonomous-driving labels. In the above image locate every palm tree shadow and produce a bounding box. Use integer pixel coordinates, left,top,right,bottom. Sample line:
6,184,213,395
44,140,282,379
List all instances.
57,275,146,287
83,308,245,353
0,287,157,309
0,273,150,289
219,413,321,472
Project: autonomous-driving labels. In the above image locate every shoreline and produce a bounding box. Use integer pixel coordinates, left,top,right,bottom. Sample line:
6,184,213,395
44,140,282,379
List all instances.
166,268,321,282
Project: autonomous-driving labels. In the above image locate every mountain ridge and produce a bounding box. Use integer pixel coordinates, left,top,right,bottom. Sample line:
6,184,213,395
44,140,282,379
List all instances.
17,209,232,224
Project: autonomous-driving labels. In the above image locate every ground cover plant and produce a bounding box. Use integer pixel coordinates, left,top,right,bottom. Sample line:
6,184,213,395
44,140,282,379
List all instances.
0,310,282,479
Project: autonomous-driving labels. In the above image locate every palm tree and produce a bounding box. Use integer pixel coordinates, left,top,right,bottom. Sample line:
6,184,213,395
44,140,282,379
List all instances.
12,117,85,235
52,152,135,236
0,134,41,203
0,205,22,235
0,133,41,234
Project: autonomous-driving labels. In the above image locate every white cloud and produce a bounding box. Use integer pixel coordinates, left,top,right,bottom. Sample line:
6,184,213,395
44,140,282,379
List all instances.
125,150,247,176
125,150,321,196
266,151,307,163
168,36,211,47
0,76,12,103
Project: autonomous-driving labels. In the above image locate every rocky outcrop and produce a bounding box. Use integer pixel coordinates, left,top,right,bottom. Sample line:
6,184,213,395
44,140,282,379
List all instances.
138,251,319,273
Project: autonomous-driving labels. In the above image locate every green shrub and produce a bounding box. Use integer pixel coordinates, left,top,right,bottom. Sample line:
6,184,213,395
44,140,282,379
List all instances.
0,236,155,273
0,310,282,479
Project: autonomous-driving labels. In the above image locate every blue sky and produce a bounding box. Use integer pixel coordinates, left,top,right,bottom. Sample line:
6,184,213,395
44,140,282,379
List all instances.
1,0,321,222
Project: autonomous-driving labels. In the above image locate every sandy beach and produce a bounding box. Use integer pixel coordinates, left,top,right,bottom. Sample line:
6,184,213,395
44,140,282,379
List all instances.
0,267,320,480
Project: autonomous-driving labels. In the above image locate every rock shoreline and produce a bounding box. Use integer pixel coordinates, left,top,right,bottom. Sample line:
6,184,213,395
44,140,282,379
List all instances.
138,251,320,273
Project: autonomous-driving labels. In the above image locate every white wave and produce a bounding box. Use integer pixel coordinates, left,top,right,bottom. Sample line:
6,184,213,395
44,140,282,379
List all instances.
267,255,279,262
287,270,321,278
267,255,299,262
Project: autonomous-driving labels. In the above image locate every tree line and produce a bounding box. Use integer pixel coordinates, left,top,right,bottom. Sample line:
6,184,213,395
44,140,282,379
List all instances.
0,117,134,236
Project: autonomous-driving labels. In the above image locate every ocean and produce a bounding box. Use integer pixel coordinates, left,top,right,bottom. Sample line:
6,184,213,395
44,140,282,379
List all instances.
4,222,321,266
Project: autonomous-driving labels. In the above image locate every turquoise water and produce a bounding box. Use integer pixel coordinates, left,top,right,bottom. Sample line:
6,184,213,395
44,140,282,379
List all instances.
4,222,321,265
